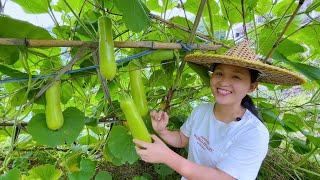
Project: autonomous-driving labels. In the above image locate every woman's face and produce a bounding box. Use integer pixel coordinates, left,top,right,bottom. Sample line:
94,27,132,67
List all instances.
210,64,258,106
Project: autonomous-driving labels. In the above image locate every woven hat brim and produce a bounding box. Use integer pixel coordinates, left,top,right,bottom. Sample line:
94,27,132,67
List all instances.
185,54,306,86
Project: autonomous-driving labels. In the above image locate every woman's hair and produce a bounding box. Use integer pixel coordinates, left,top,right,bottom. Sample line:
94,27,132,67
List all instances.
212,64,262,121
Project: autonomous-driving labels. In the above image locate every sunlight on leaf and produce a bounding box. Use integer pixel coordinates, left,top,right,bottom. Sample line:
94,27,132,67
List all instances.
23,164,62,180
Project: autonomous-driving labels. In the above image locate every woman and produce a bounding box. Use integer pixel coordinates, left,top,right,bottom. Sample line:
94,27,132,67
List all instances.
133,40,305,180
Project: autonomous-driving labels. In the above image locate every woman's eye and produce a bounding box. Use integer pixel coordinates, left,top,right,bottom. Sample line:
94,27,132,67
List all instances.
233,76,241,79
214,72,222,76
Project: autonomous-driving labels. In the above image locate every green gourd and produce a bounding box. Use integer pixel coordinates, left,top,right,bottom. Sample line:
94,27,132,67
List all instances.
45,80,64,130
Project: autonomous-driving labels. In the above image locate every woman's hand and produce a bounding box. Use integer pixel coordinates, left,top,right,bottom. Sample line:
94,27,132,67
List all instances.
134,135,172,164
150,110,169,134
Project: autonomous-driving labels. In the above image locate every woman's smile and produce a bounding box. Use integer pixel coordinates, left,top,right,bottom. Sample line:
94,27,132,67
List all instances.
216,88,232,96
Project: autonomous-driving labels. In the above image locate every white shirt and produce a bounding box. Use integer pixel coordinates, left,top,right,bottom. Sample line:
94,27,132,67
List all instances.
180,103,269,180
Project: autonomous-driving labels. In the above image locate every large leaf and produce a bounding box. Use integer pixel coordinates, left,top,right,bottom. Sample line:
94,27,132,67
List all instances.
60,82,73,104
258,27,277,56
269,132,284,148
23,164,62,180
301,131,320,148
95,171,112,180
272,0,297,17
154,163,174,176
0,16,52,65
276,39,305,57
220,0,251,25
78,134,98,145
273,50,320,85
11,0,51,13
256,0,273,15
10,88,27,107
28,107,85,147
168,16,194,42
0,46,20,65
0,168,20,180
0,65,29,78
68,158,97,180
282,113,304,133
0,16,52,39
113,0,150,32
107,126,139,164
291,138,311,155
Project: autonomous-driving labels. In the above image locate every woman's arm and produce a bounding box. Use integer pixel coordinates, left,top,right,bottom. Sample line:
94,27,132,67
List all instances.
157,129,189,148
134,135,235,180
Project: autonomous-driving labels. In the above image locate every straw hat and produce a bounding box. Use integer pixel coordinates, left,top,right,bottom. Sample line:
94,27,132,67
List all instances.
185,40,306,86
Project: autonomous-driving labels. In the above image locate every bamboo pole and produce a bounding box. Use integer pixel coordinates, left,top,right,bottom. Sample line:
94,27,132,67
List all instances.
0,38,222,51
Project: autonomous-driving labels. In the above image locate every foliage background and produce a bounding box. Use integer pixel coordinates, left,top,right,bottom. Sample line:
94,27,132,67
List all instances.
0,0,320,179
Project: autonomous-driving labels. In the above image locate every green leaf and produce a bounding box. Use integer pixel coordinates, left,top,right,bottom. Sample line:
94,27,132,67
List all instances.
185,0,214,15
272,0,297,17
141,50,175,64
291,138,311,155
258,27,277,56
3,82,22,93
269,133,284,148
60,82,73,104
168,16,194,42
0,46,20,65
60,152,82,172
69,158,97,180
282,113,304,132
23,164,62,180
149,69,172,89
11,88,27,107
154,163,174,176
0,168,20,180
291,24,320,54
0,16,52,39
259,102,281,125
146,0,162,12
273,50,320,85
113,0,150,32
28,107,85,147
85,117,99,127
211,15,229,31
146,0,176,12
11,0,51,13
220,0,244,25
102,141,124,166
256,0,272,15
276,39,304,57
79,158,96,176
78,134,98,145
0,65,29,78
107,126,139,164
132,176,149,180
0,16,52,64
52,25,72,40
301,131,320,148
95,171,112,180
